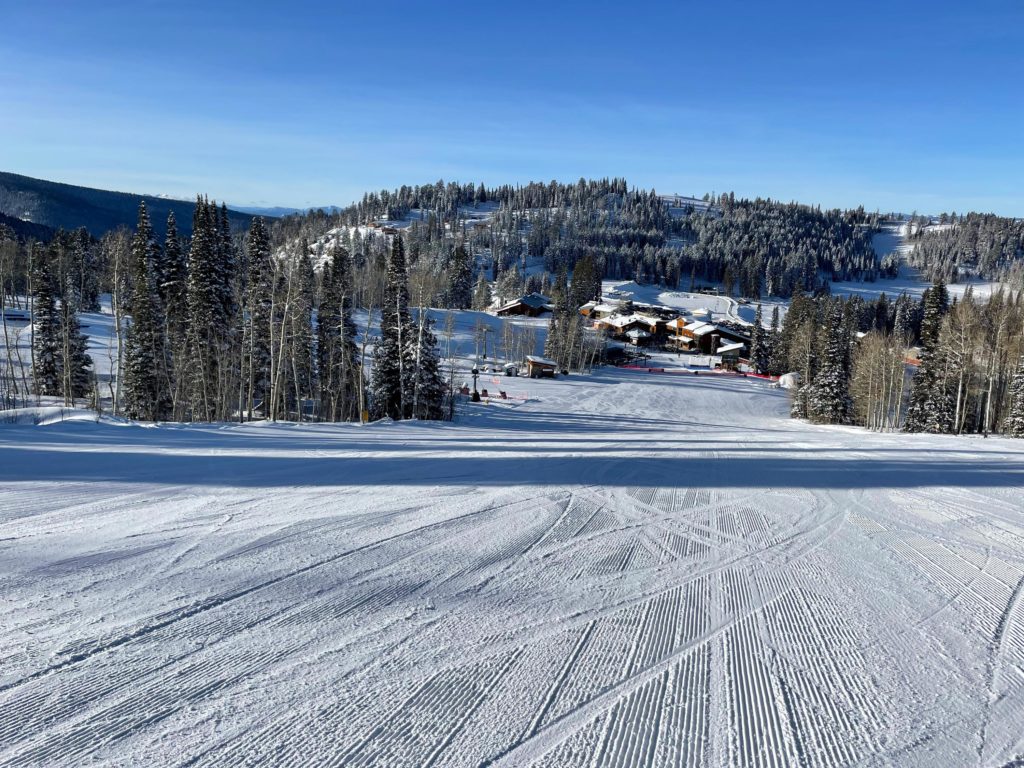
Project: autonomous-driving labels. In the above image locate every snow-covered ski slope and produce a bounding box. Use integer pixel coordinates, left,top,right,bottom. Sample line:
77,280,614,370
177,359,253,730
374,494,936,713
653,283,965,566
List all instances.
2,370,1024,767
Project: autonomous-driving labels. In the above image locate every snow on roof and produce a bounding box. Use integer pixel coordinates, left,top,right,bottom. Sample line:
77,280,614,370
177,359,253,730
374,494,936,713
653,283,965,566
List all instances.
525,355,557,366
716,341,745,354
496,293,552,313
519,293,551,308
684,321,715,335
601,313,662,328
666,317,688,329
626,329,651,339
591,303,619,314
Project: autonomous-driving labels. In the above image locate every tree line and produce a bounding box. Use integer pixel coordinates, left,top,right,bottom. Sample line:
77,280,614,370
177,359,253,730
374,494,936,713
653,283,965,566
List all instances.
746,284,1024,436
1,201,448,423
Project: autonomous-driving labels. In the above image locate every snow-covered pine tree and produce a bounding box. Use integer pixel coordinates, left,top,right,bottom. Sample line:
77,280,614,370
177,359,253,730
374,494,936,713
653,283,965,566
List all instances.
569,254,598,310
543,268,570,366
409,311,446,420
242,217,273,418
215,202,237,327
289,244,315,413
71,228,101,312
59,269,93,403
186,197,218,420
767,305,784,376
122,202,171,421
371,235,414,420
316,243,361,421
159,211,187,318
494,265,523,305
1002,351,1024,437
893,294,913,341
749,303,764,373
472,271,492,311
904,281,953,433
445,243,473,309
806,302,852,424
30,243,62,397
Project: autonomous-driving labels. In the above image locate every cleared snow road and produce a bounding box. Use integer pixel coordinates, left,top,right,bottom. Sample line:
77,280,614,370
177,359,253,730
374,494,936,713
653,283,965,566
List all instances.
1,371,1023,767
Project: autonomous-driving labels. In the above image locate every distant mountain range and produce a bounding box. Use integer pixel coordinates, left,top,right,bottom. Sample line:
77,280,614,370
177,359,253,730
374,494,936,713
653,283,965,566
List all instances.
230,204,343,217
0,172,258,239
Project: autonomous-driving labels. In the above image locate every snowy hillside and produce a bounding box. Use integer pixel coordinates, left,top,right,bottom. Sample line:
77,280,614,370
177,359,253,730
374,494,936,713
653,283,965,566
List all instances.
2,370,1023,765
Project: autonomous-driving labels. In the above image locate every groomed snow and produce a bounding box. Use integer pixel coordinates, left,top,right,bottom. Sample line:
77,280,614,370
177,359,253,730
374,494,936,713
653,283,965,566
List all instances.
2,371,1024,766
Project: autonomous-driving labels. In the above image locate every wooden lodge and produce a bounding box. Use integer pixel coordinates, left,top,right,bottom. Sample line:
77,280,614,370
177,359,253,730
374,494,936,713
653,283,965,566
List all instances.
592,313,667,344
668,320,749,355
496,293,552,317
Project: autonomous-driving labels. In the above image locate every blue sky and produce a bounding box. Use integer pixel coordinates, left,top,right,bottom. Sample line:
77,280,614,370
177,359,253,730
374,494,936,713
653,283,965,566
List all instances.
2,1,1022,214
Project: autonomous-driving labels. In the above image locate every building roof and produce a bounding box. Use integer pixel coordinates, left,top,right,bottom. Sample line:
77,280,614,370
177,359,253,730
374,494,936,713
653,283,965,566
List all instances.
626,329,651,339
497,292,552,313
684,321,716,335
666,317,688,329
716,341,745,354
520,292,551,308
525,355,557,366
602,313,662,329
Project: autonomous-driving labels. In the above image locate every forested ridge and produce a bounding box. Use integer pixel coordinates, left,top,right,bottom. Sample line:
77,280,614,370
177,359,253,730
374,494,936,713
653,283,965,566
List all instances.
2,176,1023,436
272,179,890,302
907,212,1024,284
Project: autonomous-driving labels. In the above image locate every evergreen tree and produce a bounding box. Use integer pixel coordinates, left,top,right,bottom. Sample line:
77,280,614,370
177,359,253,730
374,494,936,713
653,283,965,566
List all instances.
472,271,492,311
445,243,473,308
569,254,599,309
371,236,414,419
215,202,237,327
805,303,852,424
893,294,913,341
544,268,570,365
122,202,171,421
159,211,187,318
242,217,273,417
904,281,953,433
30,244,62,397
289,246,316,410
186,197,218,420
1003,351,1024,437
59,269,93,402
71,228,101,312
409,311,446,420
767,305,785,376
317,244,361,421
749,303,765,373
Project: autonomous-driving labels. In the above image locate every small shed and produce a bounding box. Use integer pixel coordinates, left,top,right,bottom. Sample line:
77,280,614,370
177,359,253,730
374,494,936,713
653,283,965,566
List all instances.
525,355,558,378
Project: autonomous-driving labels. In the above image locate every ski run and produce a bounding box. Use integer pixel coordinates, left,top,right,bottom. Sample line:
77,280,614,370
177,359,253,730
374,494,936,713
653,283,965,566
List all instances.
2,369,1024,767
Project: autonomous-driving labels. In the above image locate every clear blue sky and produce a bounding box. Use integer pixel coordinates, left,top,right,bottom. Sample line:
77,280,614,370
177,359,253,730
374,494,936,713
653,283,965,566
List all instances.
2,1,1022,215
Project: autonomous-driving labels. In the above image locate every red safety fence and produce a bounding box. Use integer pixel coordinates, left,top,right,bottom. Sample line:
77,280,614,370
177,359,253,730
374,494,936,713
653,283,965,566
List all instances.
620,366,778,382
